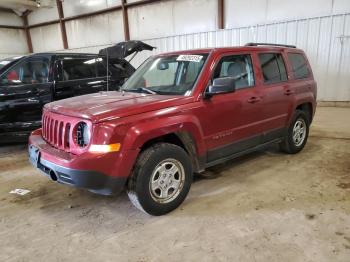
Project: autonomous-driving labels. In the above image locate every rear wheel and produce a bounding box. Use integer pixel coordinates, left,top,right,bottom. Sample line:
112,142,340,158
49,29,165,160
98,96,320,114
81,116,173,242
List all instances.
280,110,310,154
127,143,193,216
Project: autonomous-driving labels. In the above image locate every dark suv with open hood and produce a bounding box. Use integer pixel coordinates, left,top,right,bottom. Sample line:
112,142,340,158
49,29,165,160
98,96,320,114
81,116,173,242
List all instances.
0,41,154,142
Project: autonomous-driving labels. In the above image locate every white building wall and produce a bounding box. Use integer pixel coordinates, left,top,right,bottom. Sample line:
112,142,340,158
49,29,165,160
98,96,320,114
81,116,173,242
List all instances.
30,24,64,52
128,0,218,39
225,0,350,28
65,11,124,49
144,14,350,102
62,0,122,17
0,11,23,26
3,0,350,101
0,29,28,57
0,11,28,58
27,2,59,25
58,13,350,102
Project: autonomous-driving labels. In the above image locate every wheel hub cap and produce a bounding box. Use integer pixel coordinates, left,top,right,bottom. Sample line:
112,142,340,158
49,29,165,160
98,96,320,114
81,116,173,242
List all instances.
149,158,185,203
292,119,306,147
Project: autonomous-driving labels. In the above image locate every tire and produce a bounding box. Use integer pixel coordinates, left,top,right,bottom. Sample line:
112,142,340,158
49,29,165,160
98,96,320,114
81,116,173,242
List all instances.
280,110,310,154
127,143,193,216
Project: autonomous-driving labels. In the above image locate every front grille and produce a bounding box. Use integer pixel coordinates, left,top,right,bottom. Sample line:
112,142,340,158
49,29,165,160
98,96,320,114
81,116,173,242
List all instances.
42,112,71,151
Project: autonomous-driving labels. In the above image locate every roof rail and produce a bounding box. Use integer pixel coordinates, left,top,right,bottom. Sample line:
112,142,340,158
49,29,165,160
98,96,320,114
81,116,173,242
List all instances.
245,42,296,48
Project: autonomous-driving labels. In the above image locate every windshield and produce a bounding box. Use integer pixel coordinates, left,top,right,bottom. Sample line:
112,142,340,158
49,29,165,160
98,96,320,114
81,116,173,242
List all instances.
0,57,21,70
122,53,208,95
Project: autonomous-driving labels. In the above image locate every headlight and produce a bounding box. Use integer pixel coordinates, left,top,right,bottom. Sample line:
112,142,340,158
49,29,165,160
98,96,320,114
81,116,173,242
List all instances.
76,122,90,147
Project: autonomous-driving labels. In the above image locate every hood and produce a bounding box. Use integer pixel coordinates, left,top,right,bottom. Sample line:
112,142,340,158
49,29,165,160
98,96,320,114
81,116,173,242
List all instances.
99,41,155,60
45,91,189,123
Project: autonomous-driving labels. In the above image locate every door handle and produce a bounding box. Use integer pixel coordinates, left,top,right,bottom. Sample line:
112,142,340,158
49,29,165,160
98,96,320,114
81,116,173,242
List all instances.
247,96,261,103
284,89,294,96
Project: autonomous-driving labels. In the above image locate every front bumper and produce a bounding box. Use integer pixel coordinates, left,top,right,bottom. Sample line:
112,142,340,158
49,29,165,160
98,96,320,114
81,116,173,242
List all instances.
28,136,128,195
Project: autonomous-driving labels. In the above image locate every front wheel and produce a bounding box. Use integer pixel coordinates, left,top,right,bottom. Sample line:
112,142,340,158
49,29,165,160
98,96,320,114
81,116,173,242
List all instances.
280,110,310,154
127,143,193,216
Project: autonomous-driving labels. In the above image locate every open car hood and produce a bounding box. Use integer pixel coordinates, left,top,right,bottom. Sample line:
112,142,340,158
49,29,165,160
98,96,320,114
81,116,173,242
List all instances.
99,40,155,59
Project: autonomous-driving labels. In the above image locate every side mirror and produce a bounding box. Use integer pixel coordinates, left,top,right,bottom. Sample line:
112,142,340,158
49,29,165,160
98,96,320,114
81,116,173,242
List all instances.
205,77,236,98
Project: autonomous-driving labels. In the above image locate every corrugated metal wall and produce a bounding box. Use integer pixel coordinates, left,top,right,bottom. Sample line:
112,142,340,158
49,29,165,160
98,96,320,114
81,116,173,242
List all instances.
0,11,28,58
2,0,350,101
60,13,350,102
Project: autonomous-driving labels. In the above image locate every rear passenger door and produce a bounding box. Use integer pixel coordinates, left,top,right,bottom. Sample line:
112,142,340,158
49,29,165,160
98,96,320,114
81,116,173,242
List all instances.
256,52,293,142
54,56,107,101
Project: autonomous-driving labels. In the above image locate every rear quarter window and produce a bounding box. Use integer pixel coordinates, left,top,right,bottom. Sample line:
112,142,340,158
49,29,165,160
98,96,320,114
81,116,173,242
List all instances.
288,53,310,79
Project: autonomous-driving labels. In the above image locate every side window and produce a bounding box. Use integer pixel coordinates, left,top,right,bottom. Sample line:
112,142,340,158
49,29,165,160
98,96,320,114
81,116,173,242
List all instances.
258,53,287,84
61,58,97,81
0,58,49,85
213,54,255,89
288,53,310,79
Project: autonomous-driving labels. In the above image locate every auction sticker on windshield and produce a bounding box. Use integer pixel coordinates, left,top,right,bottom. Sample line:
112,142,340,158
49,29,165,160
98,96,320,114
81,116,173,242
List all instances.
177,55,203,63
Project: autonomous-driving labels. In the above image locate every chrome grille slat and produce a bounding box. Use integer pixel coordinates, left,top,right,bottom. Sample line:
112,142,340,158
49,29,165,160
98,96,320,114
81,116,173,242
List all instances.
45,116,49,140
42,116,45,140
54,120,58,145
65,123,71,149
48,118,52,142
58,121,63,147
42,112,72,151
43,116,46,140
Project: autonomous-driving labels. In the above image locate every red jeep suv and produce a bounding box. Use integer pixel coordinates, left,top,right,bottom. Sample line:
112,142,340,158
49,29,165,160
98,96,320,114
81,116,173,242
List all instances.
29,43,317,215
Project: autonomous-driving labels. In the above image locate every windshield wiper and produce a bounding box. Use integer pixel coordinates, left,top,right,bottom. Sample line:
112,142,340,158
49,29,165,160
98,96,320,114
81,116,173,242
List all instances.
123,87,158,95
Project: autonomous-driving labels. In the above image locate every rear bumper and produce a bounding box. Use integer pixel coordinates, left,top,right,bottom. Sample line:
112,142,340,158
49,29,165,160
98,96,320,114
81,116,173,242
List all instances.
28,133,131,195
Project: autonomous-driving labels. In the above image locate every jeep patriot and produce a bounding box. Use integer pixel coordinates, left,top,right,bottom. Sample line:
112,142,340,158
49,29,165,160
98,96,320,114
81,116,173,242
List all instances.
29,43,317,215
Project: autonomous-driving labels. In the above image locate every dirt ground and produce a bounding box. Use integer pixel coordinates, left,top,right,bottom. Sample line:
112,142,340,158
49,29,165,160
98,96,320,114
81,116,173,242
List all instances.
0,106,349,262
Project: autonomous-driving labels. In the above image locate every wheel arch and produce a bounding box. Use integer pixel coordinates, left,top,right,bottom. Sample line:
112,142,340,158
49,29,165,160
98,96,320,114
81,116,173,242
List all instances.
295,102,314,122
139,131,205,173
122,116,206,174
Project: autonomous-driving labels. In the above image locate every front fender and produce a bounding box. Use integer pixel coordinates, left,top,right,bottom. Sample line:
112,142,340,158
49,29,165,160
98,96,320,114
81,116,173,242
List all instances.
122,114,206,156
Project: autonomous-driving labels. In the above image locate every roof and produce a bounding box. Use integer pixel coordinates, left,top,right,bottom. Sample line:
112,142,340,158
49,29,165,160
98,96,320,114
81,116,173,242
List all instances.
0,52,101,62
23,52,98,58
156,44,302,56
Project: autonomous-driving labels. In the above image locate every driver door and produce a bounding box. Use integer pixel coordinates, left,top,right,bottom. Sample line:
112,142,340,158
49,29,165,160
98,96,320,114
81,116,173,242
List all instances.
0,56,53,133
197,53,265,163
